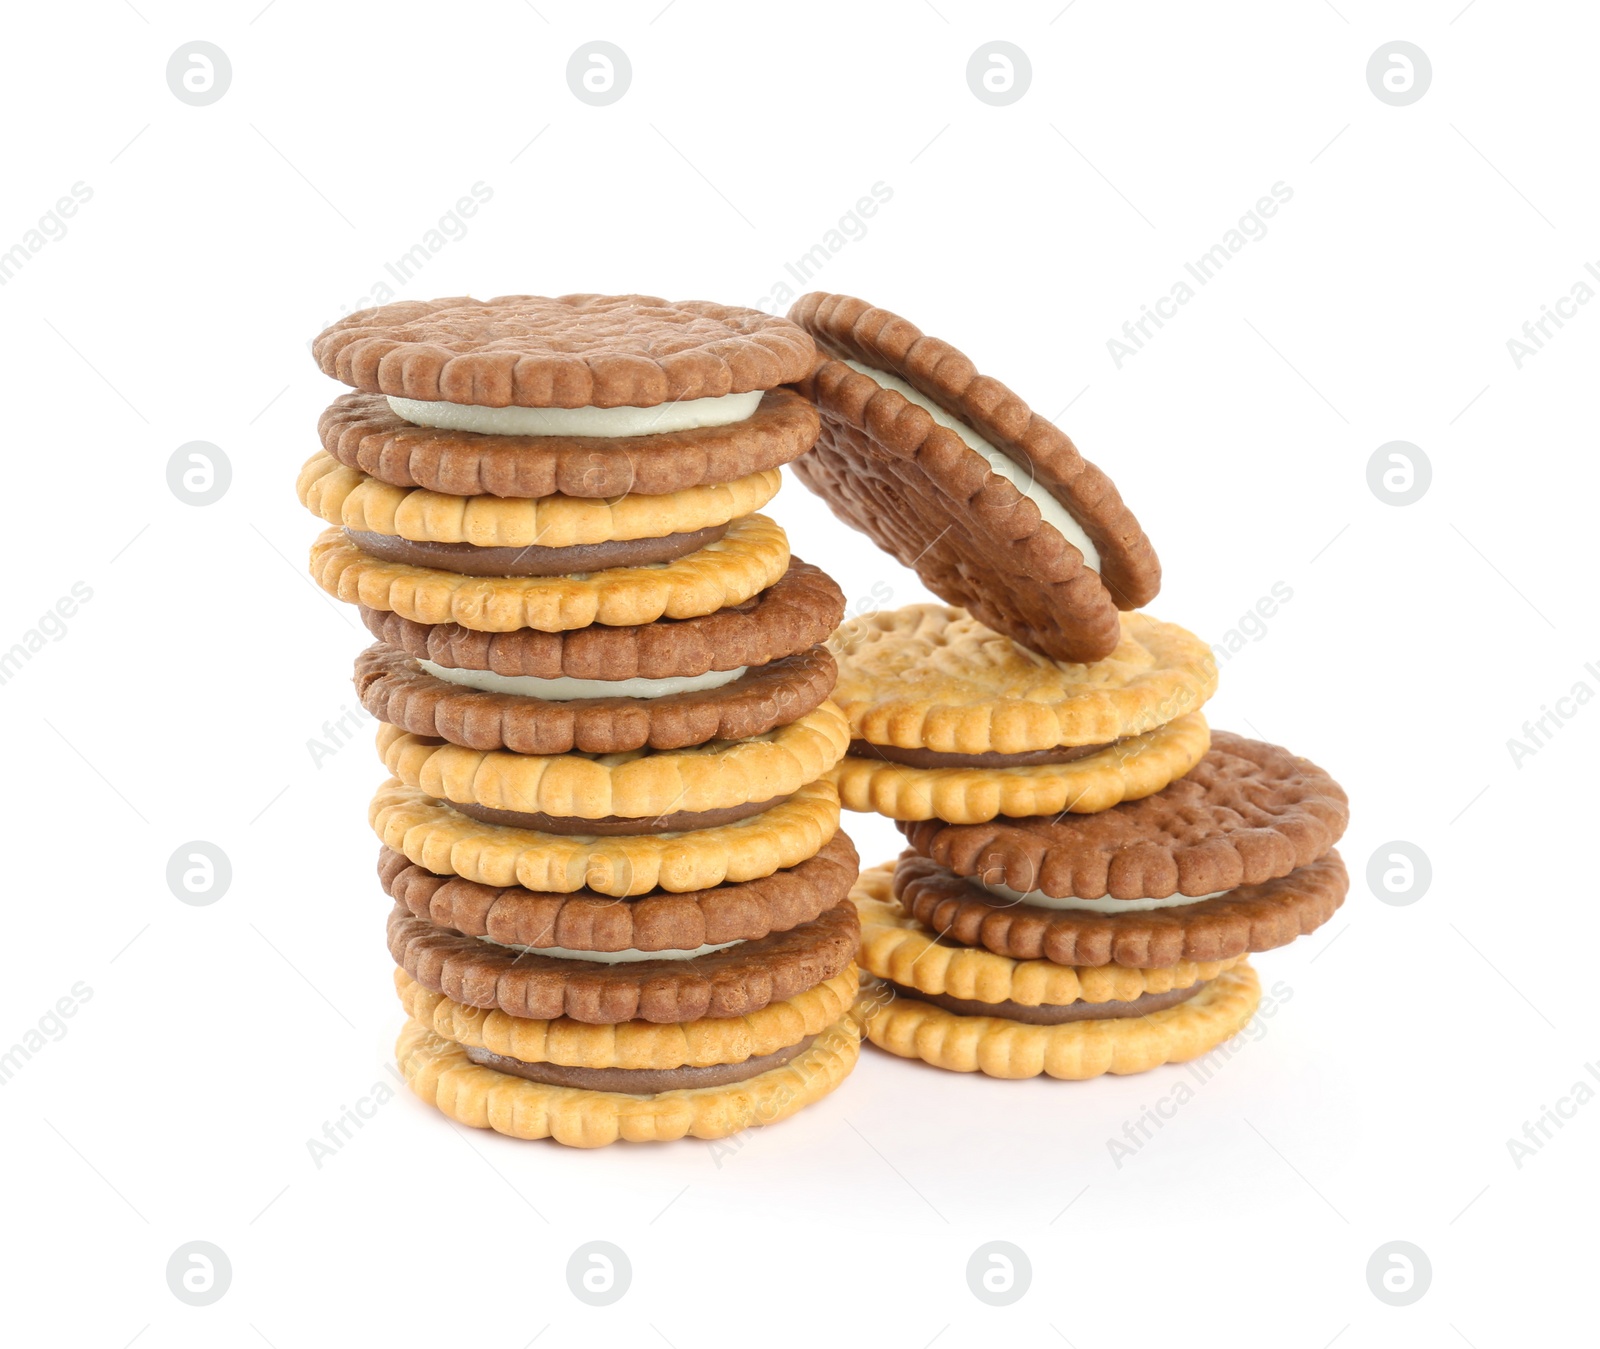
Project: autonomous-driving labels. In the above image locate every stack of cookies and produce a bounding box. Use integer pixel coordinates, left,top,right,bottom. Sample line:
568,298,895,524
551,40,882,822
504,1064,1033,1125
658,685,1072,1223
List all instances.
786,293,1350,1080
297,295,864,1146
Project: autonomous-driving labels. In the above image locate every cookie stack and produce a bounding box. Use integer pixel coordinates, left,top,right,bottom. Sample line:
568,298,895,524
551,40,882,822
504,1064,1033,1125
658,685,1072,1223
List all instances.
786,293,1350,1080
298,295,863,1145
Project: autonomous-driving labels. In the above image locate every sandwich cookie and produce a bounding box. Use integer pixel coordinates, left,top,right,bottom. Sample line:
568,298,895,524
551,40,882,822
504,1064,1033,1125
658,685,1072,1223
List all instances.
830,604,1216,822
787,293,1159,664
374,702,849,834
352,558,847,755
852,864,1260,1079
396,963,859,1147
895,732,1350,967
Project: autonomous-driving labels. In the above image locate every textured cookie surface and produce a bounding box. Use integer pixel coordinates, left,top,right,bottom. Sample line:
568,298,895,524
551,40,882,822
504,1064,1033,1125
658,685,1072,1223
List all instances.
894,851,1348,967
356,642,837,755
318,388,819,498
388,898,859,1024
851,863,1240,1005
311,514,788,632
315,295,816,407
902,732,1349,898
299,450,780,546
371,776,841,896
360,558,844,680
380,830,860,951
788,292,1158,663
836,712,1210,823
859,962,1259,1079
375,702,848,818
397,965,858,1068
833,604,1215,752
397,1013,858,1146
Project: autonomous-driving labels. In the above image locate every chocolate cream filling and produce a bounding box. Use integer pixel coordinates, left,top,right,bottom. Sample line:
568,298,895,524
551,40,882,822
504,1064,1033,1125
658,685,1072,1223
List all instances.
448,794,792,836
345,523,728,577
463,1033,818,1093
849,738,1122,769
883,979,1202,1025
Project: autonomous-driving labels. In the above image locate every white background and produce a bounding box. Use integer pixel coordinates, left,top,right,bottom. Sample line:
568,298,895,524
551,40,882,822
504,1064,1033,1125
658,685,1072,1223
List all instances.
2,1,1595,1344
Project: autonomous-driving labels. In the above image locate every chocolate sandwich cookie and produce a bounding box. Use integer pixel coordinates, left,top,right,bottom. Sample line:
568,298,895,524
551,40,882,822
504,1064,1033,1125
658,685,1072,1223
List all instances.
388,894,859,1024
850,866,1260,1080
787,293,1159,664
892,732,1350,966
830,603,1216,822
374,703,849,832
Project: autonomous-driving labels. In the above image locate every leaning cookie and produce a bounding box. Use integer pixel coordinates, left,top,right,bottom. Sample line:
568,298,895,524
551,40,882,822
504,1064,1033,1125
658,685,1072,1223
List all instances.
788,293,1159,663
850,867,1259,1080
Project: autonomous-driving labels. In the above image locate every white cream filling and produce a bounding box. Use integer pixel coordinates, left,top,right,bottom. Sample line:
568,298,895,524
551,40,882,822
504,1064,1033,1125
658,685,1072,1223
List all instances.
980,880,1228,913
387,390,762,438
418,661,748,701
842,358,1102,573
478,936,744,963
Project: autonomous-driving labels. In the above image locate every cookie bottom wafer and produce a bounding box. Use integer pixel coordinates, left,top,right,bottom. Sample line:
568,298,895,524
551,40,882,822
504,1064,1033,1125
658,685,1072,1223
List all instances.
396,1012,860,1147
858,962,1260,1080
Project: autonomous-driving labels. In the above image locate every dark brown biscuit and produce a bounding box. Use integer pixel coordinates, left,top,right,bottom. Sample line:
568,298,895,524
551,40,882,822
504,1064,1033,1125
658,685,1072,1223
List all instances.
357,643,836,754
387,898,860,1024
893,851,1348,967
344,524,727,577
901,732,1349,899
881,980,1200,1025
379,830,860,950
358,558,846,679
314,295,816,407
464,1035,816,1092
318,388,819,498
788,292,1159,663
449,796,785,836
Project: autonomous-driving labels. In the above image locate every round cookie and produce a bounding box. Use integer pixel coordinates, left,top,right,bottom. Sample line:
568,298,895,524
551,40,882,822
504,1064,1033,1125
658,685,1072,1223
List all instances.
297,451,781,547
396,966,858,1070
852,864,1241,1007
360,557,845,681
902,732,1349,899
310,513,788,632
370,776,841,897
396,1013,858,1147
319,389,819,498
788,292,1159,664
315,294,816,408
893,850,1348,967
833,604,1215,755
388,898,860,1023
859,963,1260,1080
374,703,849,822
835,712,1211,823
379,829,860,951
356,642,838,755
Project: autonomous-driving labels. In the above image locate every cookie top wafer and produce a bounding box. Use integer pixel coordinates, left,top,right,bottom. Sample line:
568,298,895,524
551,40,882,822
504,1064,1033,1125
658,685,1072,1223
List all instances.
318,389,819,498
359,558,845,679
314,295,815,408
788,293,1159,663
833,604,1215,753
901,732,1348,899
